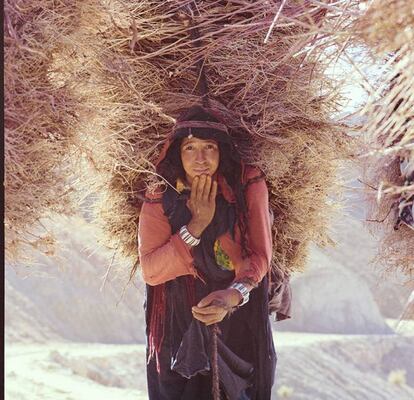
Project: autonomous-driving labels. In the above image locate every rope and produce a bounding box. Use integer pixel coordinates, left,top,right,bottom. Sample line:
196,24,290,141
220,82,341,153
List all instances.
185,2,210,107
184,3,220,397
211,323,221,400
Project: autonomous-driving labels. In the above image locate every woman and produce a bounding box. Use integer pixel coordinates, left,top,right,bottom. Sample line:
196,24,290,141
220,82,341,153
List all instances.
138,105,284,399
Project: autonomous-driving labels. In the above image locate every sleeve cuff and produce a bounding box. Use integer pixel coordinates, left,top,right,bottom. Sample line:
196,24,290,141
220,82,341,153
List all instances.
234,264,264,287
171,233,194,266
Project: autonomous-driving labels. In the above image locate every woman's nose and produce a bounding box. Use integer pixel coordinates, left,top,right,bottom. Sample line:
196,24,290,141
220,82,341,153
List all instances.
195,149,207,162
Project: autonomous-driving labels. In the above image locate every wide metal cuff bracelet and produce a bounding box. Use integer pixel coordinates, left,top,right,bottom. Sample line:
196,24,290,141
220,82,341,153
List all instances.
179,225,201,247
229,282,250,306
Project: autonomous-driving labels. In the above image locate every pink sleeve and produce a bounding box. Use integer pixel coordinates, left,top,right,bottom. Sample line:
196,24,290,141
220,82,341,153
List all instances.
234,175,272,285
138,200,197,286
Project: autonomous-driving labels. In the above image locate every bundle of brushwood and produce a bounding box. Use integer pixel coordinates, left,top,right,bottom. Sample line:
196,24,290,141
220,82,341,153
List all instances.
357,0,414,278
4,0,85,262
5,0,411,298
69,0,355,278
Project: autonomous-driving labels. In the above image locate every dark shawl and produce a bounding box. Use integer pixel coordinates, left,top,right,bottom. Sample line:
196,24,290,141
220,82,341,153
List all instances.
144,184,276,400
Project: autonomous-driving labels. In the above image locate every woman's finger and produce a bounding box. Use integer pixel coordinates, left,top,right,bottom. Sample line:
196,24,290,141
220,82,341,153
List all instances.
209,180,218,204
192,312,221,323
196,174,207,203
192,309,223,320
192,311,216,322
203,313,226,325
197,291,227,309
197,293,214,308
205,318,223,326
191,176,199,206
192,305,222,315
202,175,212,202
193,311,225,325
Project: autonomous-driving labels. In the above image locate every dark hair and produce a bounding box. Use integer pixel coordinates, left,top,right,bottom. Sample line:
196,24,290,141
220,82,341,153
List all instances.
157,106,251,259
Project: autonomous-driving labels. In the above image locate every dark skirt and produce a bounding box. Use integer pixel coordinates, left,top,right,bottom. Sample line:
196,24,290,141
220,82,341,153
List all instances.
145,276,277,400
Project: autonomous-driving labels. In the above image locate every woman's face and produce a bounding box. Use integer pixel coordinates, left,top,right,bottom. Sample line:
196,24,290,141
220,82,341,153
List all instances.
180,136,220,184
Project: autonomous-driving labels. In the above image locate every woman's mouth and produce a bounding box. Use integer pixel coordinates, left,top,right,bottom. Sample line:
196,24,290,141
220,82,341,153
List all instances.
194,168,209,174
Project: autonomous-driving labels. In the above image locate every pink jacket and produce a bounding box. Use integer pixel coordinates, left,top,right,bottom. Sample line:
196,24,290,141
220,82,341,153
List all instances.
138,164,273,287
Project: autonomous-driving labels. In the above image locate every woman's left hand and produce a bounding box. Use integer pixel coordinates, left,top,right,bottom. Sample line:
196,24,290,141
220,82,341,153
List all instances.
192,289,242,326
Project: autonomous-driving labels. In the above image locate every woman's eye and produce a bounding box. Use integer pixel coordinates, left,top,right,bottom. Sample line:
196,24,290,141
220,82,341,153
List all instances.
206,144,217,150
184,146,193,151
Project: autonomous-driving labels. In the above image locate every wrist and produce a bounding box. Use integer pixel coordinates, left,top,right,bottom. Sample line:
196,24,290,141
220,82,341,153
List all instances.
228,288,243,307
179,225,200,247
228,282,250,306
187,220,205,238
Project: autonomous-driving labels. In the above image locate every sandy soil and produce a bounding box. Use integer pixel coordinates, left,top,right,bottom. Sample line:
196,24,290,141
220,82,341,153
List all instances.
5,215,413,400
6,328,414,400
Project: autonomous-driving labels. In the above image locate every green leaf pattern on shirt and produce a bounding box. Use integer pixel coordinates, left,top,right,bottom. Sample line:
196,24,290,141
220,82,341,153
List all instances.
214,239,234,271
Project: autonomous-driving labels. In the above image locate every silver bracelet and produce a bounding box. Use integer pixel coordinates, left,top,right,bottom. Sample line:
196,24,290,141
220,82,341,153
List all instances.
179,225,201,247
228,282,250,306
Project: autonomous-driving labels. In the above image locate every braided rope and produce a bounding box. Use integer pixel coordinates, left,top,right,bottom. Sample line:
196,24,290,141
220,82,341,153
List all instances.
211,323,221,400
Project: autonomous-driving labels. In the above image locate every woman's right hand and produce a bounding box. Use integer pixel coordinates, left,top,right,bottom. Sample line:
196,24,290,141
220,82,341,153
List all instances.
187,174,218,238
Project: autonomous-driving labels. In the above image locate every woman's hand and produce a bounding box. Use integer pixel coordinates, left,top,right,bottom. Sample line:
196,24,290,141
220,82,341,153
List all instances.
187,175,218,237
191,289,242,326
